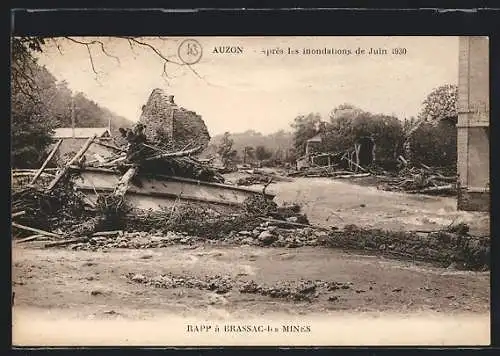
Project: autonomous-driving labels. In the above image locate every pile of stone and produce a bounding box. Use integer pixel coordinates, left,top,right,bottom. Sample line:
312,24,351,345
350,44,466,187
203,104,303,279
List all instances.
125,272,355,302
126,272,233,295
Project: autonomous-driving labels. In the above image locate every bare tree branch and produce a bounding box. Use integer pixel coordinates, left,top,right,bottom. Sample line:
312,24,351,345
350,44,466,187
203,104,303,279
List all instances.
64,37,121,66
119,36,183,66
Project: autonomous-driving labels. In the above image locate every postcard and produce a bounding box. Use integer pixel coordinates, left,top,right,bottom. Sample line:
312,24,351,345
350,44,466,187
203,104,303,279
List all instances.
11,35,490,346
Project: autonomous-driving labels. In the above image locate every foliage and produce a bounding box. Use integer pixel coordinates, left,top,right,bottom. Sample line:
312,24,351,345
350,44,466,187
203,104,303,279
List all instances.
217,132,238,168
11,36,133,168
290,113,322,156
255,145,273,162
418,84,458,123
11,38,56,168
204,130,294,161
408,120,457,167
405,84,458,168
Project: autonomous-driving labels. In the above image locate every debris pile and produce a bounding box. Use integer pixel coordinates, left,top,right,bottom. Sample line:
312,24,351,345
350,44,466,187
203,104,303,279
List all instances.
325,223,489,271
378,164,457,195
126,272,233,294
125,273,354,302
11,174,91,238
288,167,370,179
236,169,292,186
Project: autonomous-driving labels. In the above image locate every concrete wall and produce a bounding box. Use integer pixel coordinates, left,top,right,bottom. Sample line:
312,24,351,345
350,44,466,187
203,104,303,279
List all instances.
457,36,490,211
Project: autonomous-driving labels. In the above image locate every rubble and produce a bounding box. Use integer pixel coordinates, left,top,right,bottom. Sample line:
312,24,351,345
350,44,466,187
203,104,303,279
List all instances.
126,273,354,302
325,224,489,271
236,169,292,186
378,164,457,195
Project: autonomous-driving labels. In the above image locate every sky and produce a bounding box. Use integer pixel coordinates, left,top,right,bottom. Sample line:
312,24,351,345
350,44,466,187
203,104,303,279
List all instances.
36,36,459,136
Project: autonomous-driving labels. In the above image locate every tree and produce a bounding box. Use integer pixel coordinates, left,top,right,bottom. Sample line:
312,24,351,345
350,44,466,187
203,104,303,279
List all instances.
255,145,273,162
405,84,459,168
217,132,237,168
418,84,458,123
290,113,323,156
11,39,57,167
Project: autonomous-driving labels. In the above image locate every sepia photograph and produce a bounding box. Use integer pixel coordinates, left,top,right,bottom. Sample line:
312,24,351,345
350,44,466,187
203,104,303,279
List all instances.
11,36,490,346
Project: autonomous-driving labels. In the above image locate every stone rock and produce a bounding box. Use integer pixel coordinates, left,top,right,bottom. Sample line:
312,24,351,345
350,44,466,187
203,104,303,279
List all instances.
131,273,146,283
258,231,277,245
286,217,298,223
238,231,252,236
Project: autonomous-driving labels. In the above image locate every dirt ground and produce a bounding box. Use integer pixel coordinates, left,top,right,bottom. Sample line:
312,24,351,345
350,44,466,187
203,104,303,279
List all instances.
11,177,491,346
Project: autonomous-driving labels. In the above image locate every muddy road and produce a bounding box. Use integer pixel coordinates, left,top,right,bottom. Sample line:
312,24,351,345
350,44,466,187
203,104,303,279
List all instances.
12,244,490,345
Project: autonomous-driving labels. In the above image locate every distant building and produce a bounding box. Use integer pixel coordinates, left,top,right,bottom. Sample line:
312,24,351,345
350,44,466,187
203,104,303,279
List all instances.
457,36,489,211
53,127,111,140
52,126,114,162
305,134,322,156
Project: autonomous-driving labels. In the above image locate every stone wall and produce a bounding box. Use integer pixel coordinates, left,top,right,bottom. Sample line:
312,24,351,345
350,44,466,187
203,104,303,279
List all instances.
139,88,210,151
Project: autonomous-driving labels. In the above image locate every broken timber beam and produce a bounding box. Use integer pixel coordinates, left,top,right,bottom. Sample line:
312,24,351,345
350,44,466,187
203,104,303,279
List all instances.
30,139,63,186
45,237,89,248
93,140,127,153
342,156,371,174
406,184,455,194
12,222,63,239
258,217,330,231
11,211,26,218
144,146,202,161
334,173,371,179
15,234,46,243
46,135,97,191
113,166,139,198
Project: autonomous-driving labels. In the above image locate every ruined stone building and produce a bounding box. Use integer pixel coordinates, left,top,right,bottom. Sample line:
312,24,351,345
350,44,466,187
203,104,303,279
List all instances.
457,36,489,211
138,88,211,152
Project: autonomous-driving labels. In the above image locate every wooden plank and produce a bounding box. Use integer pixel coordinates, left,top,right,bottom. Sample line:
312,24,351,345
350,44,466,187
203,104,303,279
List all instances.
334,173,371,179
93,140,127,153
406,184,455,194
45,237,89,248
92,230,123,236
12,211,26,218
342,156,372,174
46,135,97,191
144,146,202,161
78,185,244,207
12,222,63,239
258,217,330,231
15,234,46,243
30,139,63,186
113,166,138,198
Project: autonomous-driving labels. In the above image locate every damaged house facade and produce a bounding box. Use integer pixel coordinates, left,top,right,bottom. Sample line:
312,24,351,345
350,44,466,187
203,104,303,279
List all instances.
456,36,489,212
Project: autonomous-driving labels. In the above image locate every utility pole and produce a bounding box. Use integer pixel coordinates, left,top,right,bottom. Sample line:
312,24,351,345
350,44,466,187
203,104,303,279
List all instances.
71,96,76,138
